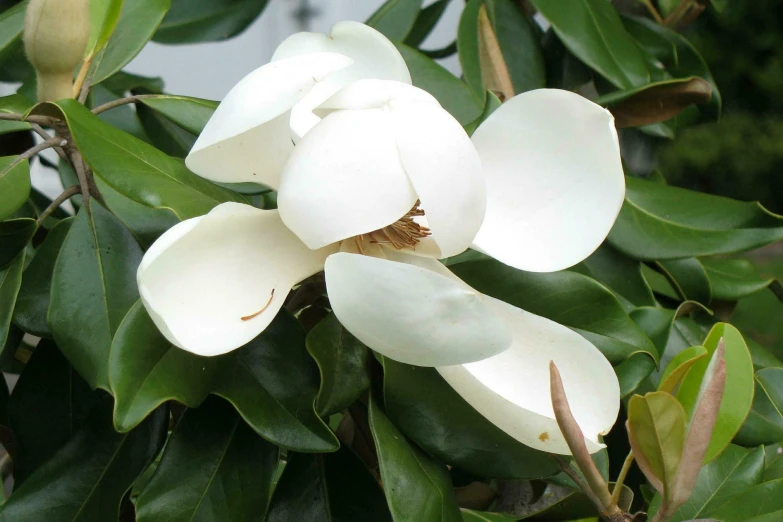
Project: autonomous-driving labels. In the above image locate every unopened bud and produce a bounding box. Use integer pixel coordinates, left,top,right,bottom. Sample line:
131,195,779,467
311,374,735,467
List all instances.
24,0,90,102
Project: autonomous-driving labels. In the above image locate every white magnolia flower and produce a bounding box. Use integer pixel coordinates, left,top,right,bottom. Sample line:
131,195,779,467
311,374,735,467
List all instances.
137,22,626,455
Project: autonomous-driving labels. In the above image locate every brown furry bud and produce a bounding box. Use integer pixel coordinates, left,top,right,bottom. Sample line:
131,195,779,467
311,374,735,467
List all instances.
24,0,90,101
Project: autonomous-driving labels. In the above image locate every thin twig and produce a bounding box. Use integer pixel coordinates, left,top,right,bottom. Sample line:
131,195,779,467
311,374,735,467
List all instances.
0,112,59,126
29,123,70,164
71,151,91,206
664,0,694,27
554,456,605,512
92,95,154,115
1,138,67,178
611,452,635,504
36,185,79,226
637,0,664,23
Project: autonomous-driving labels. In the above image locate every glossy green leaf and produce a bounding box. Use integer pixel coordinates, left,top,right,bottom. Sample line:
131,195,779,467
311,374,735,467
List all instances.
0,249,24,360
52,99,244,220
575,244,656,311
8,341,100,484
658,345,708,394
91,0,171,85
0,94,32,135
306,313,371,417
458,0,545,100
530,0,648,89
676,323,754,462
136,102,196,157
13,218,73,337
735,367,783,446
0,1,25,66
461,510,516,521
267,448,392,522
86,0,124,58
0,157,30,221
382,357,558,479
608,176,783,261
110,301,338,451
451,259,658,366
404,0,452,48
702,258,783,302
138,94,218,135
628,391,687,495
49,202,142,391
656,258,712,305
0,398,167,522
136,396,279,522
710,479,783,522
369,395,462,522
395,43,483,125
153,0,269,43
648,445,765,522
0,217,34,268
367,0,423,41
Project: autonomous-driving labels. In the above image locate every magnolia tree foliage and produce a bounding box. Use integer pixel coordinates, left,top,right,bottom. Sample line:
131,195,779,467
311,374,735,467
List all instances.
0,0,780,521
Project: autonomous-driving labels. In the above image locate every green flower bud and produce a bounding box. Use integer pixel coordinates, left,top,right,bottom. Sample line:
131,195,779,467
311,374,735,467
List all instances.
24,0,90,102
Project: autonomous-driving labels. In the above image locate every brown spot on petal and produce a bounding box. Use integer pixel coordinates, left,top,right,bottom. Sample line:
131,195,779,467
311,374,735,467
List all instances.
539,432,549,442
241,289,275,321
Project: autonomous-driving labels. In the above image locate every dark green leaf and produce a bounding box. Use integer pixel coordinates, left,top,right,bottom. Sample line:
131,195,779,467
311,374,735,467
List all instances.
461,510,515,521
463,91,501,136
52,99,244,220
0,0,25,67
306,313,370,417
136,102,197,158
648,445,765,521
451,259,658,366
8,341,100,483
13,218,73,337
0,94,32,135
136,396,279,522
541,28,592,91
530,0,648,89
702,258,783,302
267,448,392,522
0,398,167,522
110,301,338,451
92,0,172,85
710,479,783,522
458,0,545,100
368,395,462,522
404,0,452,48
0,249,24,360
395,43,483,125
382,357,558,479
735,367,783,446
0,218,35,268
575,243,656,311
154,0,269,43
367,0,424,41
656,258,712,305
608,176,783,261
49,202,142,391
138,95,218,135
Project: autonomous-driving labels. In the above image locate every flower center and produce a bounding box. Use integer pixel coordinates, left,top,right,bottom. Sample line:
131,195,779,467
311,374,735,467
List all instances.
353,200,431,252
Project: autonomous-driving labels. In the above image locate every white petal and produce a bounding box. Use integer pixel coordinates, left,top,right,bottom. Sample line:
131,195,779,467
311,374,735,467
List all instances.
471,89,625,272
315,78,438,113
437,297,620,454
390,100,485,258
137,203,337,356
324,252,511,366
278,109,418,249
185,53,352,189
272,21,411,141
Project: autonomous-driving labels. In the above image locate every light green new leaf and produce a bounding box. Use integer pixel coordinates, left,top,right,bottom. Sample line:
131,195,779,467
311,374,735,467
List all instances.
153,0,269,44
658,345,709,394
86,0,124,58
136,396,279,522
109,302,338,452
52,99,244,220
608,176,783,261
734,367,783,446
676,323,754,462
649,445,765,522
0,156,30,221
367,0,424,41
91,0,172,85
49,202,142,392
530,0,648,89
369,395,462,522
628,391,688,497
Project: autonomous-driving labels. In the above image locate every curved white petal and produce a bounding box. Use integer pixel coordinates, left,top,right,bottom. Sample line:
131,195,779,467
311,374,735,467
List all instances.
324,252,511,366
272,21,411,141
471,89,625,272
278,109,418,249
437,297,620,454
390,99,485,258
137,203,337,356
316,78,438,113
185,53,352,188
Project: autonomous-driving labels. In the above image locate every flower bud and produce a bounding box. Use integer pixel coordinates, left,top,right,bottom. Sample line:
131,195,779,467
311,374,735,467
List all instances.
24,0,90,101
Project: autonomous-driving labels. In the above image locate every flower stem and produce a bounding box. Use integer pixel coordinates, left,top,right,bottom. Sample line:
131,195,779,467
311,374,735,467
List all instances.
92,95,154,115
611,452,635,504
637,0,664,23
